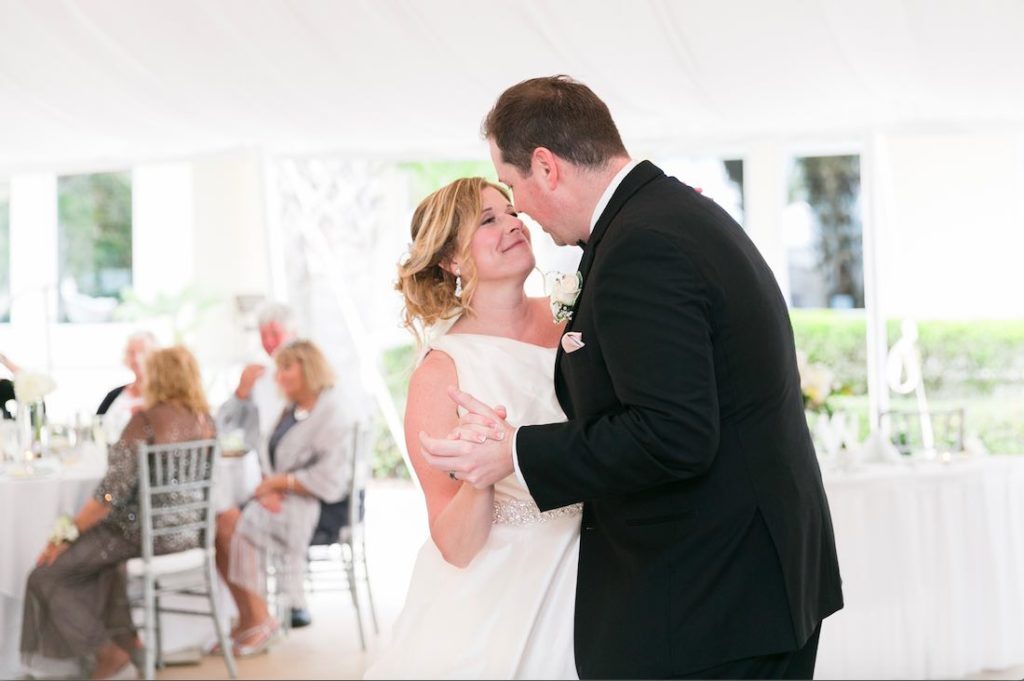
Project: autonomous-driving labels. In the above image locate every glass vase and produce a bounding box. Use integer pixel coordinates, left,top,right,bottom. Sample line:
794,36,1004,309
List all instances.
17,399,47,458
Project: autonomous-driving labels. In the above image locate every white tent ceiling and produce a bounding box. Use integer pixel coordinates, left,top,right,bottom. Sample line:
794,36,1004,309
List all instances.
1,0,1023,173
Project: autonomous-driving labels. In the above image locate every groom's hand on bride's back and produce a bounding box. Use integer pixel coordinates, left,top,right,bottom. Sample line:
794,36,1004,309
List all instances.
419,387,516,489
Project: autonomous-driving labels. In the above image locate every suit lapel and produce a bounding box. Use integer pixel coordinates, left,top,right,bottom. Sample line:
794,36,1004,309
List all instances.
552,161,666,406
577,160,664,282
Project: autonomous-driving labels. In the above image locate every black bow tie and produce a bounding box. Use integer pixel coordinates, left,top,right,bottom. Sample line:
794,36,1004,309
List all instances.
576,240,587,248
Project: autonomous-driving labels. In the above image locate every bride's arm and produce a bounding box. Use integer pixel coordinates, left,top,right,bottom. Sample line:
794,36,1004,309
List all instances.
405,350,495,568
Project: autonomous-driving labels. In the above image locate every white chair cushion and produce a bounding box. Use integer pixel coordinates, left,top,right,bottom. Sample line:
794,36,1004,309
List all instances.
127,548,207,578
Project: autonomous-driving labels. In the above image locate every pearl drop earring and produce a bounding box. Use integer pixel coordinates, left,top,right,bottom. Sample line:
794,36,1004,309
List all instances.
454,266,463,298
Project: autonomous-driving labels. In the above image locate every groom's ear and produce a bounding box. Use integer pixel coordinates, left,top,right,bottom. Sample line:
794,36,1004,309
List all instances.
531,147,560,191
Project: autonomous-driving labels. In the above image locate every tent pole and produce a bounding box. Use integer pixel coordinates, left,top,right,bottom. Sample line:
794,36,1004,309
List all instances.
861,133,891,433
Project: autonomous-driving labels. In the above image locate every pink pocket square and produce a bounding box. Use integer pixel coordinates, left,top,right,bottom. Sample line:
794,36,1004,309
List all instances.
561,331,585,353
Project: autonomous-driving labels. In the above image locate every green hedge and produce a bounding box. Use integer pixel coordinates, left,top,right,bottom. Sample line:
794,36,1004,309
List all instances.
789,310,869,394
370,313,1024,477
370,344,417,479
790,309,1024,453
789,310,1024,396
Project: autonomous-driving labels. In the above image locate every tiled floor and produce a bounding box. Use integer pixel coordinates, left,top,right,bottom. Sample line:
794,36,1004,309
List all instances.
157,480,1024,681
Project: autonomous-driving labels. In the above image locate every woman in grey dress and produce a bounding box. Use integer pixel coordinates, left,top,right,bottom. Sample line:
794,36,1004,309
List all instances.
214,339,352,656
21,345,215,680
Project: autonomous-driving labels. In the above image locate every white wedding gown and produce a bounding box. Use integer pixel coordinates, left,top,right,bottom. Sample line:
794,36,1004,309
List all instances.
364,333,580,680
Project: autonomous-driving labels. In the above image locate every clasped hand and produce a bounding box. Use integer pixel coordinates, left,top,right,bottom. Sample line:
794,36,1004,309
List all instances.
37,541,69,567
253,474,287,513
419,386,516,489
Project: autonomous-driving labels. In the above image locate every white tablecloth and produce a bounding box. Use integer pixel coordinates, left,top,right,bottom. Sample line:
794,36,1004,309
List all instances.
0,449,261,678
816,456,1024,679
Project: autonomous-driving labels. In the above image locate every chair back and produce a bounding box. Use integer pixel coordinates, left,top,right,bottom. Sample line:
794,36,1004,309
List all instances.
346,421,375,540
879,408,965,456
137,438,220,563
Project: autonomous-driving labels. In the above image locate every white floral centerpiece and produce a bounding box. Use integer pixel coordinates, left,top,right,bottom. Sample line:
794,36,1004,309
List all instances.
14,371,57,404
797,352,856,462
13,370,57,455
796,352,837,416
545,271,582,323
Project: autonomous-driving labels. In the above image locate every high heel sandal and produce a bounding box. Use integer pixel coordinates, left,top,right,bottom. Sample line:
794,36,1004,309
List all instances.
205,623,263,656
232,618,282,658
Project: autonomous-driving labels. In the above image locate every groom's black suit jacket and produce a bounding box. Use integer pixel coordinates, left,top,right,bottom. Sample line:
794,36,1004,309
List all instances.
517,162,843,679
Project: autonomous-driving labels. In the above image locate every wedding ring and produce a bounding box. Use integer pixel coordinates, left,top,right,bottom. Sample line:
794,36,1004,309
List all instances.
448,471,457,481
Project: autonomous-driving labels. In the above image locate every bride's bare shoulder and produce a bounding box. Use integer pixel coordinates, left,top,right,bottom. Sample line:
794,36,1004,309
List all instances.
529,296,566,346
410,348,456,394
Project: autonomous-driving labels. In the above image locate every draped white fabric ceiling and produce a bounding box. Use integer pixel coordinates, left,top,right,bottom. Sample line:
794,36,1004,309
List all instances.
1,0,1022,173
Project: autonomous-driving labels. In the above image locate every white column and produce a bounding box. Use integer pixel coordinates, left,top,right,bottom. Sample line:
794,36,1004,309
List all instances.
132,162,194,302
860,133,891,431
260,155,289,303
744,141,789,296
190,151,270,403
8,173,58,372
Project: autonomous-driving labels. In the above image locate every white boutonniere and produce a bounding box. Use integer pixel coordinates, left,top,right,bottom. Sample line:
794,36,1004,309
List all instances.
545,271,583,323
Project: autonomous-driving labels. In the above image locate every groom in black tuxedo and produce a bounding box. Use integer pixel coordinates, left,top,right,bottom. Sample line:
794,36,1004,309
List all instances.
421,75,842,679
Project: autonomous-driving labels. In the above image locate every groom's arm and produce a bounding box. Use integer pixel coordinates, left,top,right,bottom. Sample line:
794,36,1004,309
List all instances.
517,227,720,511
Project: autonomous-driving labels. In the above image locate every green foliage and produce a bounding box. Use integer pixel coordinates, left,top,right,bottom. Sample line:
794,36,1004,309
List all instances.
114,285,221,343
371,343,417,479
790,309,1024,452
399,160,497,203
57,172,132,301
904,319,1024,393
790,156,864,307
790,309,868,394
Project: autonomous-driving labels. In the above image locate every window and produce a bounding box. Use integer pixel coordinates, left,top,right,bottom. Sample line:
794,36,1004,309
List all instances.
784,155,863,309
57,172,132,323
0,182,9,322
656,157,745,225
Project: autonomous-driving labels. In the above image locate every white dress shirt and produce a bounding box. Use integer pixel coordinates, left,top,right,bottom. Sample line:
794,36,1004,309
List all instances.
511,160,641,494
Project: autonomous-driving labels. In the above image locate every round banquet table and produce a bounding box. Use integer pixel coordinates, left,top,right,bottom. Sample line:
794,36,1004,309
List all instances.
0,447,261,678
815,455,1024,679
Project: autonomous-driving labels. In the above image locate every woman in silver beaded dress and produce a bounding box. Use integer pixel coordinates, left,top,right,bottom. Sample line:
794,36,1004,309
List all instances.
21,345,215,681
363,178,580,679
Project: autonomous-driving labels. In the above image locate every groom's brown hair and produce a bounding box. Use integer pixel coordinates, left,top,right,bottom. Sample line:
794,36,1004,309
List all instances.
483,75,627,174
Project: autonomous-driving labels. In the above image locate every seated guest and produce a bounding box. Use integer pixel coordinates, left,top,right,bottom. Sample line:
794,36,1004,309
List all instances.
0,351,21,419
216,303,315,628
97,331,158,440
0,377,14,419
21,346,215,680
215,339,352,656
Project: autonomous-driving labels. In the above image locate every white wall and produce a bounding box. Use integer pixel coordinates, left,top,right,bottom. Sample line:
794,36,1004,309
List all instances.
877,130,1024,320
0,150,271,424
189,150,270,403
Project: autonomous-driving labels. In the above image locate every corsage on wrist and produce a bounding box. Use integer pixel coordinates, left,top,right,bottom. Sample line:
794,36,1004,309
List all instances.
50,515,80,545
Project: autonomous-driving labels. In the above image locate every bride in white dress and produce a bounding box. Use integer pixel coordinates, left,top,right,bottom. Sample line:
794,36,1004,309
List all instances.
364,178,579,679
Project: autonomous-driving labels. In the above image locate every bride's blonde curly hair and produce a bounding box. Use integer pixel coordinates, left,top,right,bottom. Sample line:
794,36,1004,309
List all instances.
396,177,510,343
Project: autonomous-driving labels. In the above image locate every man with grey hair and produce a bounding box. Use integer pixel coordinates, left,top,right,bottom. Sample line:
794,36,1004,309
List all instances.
218,302,296,461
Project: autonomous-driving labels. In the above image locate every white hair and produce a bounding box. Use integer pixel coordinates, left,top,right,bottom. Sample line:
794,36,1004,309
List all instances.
126,330,158,348
257,301,296,330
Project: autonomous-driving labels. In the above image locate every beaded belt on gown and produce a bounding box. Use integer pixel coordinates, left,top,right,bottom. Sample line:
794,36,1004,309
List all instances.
492,497,583,526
